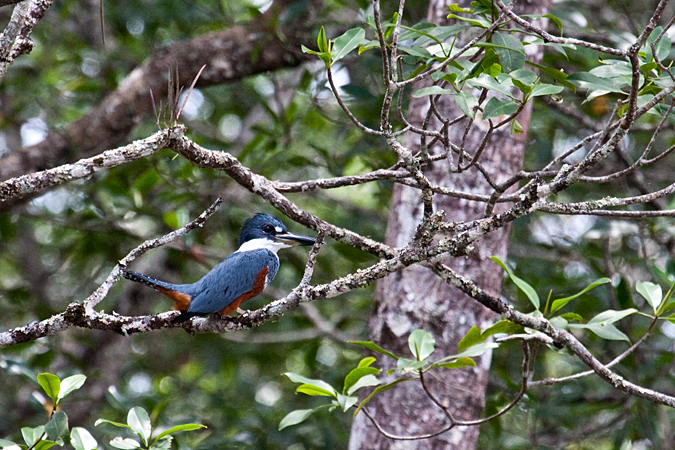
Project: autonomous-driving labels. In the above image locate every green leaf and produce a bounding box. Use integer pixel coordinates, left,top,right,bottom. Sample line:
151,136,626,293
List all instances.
301,45,332,66
297,384,337,397
467,74,515,98
154,424,206,442
70,428,98,450
433,357,476,369
446,14,489,28
344,366,380,395
0,439,20,450
284,373,337,397
530,83,564,97
348,341,399,360
412,86,455,98
358,357,376,368
560,312,584,322
491,256,540,310
22,426,45,447
455,90,478,118
588,308,638,324
550,277,611,315
332,28,366,64
408,329,435,360
457,321,521,353
457,326,481,352
347,374,381,396
509,68,538,85
127,407,152,446
109,437,142,449
317,26,329,53
453,341,499,359
567,72,627,101
482,97,519,120
654,33,671,62
279,409,316,430
95,419,131,429
45,411,69,442
491,32,525,72
397,357,428,373
570,322,630,342
33,440,57,450
447,3,472,12
636,281,663,314
58,374,86,402
336,393,359,411
152,437,173,450
37,373,61,406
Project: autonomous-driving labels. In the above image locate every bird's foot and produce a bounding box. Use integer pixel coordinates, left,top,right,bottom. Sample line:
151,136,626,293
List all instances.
237,307,249,315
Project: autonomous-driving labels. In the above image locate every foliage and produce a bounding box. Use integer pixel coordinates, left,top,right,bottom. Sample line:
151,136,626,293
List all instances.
2,0,675,448
0,373,203,450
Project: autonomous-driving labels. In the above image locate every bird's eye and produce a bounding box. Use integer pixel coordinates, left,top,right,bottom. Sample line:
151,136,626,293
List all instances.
262,224,275,234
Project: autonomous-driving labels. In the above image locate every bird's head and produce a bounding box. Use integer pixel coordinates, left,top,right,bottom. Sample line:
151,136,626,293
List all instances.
238,213,315,252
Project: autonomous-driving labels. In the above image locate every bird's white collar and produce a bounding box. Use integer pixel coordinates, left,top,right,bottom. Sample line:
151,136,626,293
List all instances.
235,238,290,254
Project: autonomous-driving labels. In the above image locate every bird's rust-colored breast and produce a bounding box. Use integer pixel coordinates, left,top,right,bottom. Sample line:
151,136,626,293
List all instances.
219,266,269,315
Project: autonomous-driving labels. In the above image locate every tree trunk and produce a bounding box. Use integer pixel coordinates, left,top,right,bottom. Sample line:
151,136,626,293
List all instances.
349,1,551,448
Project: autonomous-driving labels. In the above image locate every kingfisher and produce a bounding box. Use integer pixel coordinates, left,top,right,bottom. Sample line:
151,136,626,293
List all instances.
122,213,315,323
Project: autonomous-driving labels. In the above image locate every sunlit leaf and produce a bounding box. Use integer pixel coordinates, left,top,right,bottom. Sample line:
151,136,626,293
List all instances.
344,366,380,394
284,373,337,397
279,409,315,430
154,424,206,442
95,419,130,429
347,374,381,396
636,281,663,314
21,426,45,447
332,28,366,63
58,374,86,402
37,373,60,406
297,384,338,397
433,357,476,370
70,428,97,450
588,308,638,324
408,329,435,360
570,322,630,342
336,393,359,411
127,407,151,446
109,437,141,449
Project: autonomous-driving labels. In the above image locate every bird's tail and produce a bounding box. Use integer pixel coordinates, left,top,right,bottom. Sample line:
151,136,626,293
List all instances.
121,269,178,291
121,269,193,311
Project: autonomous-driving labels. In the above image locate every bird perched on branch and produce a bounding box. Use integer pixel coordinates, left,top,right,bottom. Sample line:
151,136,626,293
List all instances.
122,213,315,323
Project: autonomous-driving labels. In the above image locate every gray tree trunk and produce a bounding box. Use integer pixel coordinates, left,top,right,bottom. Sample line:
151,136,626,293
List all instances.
349,1,551,449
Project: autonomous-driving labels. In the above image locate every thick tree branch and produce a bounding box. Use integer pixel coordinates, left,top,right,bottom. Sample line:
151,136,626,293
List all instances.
0,0,313,188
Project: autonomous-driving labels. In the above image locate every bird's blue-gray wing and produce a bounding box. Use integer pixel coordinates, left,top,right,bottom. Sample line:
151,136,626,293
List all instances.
187,249,279,314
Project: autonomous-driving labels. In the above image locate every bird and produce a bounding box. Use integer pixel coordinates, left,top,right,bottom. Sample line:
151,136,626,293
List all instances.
122,213,315,324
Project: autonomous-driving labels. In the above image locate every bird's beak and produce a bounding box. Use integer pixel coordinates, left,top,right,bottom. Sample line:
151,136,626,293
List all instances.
275,231,316,247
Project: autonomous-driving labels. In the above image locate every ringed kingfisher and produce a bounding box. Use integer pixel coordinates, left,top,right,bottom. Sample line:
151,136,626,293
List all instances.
122,213,315,323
